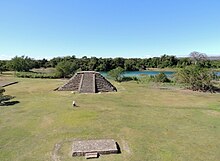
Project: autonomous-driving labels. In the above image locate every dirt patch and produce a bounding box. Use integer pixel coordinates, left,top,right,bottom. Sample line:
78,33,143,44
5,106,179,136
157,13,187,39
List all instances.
51,139,76,161
51,143,62,161
204,110,220,117
121,140,131,154
158,87,179,91
40,116,54,128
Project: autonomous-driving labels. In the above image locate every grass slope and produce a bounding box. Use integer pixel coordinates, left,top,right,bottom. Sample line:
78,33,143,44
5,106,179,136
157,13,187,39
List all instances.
0,77,220,161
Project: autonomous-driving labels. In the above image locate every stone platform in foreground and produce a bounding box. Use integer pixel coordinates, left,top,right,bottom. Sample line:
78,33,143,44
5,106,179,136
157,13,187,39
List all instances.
0,81,18,87
72,139,119,157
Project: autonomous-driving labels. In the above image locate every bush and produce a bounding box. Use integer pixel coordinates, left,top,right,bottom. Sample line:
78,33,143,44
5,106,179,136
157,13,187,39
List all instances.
55,61,76,78
174,66,215,92
15,72,60,79
154,72,170,83
121,76,138,82
108,67,125,82
137,73,170,84
137,75,155,83
0,88,14,105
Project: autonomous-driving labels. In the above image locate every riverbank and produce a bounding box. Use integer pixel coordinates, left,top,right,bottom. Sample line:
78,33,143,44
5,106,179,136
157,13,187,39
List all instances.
146,68,177,72
147,68,220,72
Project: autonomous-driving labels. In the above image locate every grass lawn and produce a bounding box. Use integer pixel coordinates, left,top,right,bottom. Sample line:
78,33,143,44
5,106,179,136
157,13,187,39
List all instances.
0,76,220,161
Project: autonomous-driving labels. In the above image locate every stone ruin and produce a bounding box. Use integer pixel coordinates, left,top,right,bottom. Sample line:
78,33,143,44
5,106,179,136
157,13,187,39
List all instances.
72,139,119,159
57,71,117,93
0,81,18,87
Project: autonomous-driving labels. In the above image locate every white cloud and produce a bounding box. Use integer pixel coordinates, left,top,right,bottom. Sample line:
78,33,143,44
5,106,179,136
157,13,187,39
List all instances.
0,54,13,60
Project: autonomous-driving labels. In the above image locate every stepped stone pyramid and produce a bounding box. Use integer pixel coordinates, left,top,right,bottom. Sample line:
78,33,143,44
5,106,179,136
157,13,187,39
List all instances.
58,71,117,93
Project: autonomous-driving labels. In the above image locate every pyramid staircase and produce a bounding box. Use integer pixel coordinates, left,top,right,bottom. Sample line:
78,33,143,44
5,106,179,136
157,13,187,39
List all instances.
79,73,95,93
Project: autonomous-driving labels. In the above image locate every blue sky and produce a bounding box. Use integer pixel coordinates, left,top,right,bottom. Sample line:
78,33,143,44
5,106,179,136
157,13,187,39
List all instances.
0,0,220,59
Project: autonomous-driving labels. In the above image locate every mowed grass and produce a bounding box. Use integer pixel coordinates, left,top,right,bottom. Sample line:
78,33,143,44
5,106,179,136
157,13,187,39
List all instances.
0,77,220,161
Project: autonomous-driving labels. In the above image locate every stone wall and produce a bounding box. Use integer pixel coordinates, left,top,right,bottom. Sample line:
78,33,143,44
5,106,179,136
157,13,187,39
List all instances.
58,73,82,91
95,73,117,92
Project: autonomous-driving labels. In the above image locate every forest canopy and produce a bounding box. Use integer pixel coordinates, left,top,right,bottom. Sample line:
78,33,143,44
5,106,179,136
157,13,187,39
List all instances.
1,53,220,73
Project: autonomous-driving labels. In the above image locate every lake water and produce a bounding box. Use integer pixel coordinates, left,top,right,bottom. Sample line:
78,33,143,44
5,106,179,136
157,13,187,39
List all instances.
101,71,220,77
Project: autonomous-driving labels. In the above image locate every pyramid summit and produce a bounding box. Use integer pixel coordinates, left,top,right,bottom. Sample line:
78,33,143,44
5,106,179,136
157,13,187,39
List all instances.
57,71,117,93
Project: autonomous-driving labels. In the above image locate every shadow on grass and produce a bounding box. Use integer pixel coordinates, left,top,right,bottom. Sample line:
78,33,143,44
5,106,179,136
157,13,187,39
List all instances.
1,101,20,106
116,142,121,154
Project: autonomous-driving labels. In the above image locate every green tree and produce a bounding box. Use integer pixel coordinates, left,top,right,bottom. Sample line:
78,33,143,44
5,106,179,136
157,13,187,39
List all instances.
108,67,125,82
88,57,98,70
175,65,215,92
177,58,192,68
7,56,34,72
113,57,124,69
55,61,77,78
0,61,7,73
124,59,139,71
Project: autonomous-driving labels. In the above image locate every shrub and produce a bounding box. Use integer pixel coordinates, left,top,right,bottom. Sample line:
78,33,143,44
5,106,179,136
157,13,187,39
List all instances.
55,61,76,78
0,88,14,105
154,72,170,83
15,72,60,79
121,76,138,82
108,67,125,82
137,75,154,83
174,66,215,92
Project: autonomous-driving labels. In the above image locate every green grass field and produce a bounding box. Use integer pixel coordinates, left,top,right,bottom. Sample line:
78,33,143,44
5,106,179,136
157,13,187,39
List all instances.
0,76,220,161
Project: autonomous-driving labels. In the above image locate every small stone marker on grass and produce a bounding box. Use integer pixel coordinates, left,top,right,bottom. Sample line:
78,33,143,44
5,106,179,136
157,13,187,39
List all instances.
72,139,119,159
72,100,76,107
85,152,98,159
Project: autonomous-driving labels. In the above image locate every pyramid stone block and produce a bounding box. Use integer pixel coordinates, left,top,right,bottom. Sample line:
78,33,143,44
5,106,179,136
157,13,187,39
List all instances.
58,71,117,93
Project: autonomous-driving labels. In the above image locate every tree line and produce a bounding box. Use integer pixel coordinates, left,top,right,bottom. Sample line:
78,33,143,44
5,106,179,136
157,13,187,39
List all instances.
0,52,219,92
106,52,220,92
1,53,220,74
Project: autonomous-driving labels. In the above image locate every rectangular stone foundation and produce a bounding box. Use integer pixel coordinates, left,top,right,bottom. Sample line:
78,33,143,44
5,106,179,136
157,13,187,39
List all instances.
72,139,118,157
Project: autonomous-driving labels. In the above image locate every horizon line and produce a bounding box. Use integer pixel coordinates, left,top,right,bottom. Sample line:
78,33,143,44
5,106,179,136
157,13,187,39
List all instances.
1,54,220,60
